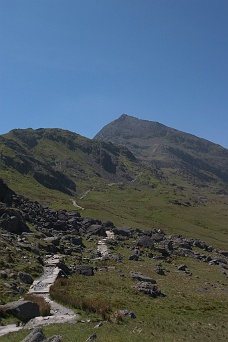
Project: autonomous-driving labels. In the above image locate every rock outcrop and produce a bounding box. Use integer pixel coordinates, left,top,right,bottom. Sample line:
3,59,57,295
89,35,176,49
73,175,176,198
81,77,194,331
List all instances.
0,178,14,205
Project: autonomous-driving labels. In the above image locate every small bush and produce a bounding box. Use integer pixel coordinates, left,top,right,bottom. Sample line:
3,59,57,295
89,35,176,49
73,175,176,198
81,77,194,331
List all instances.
23,294,51,316
113,310,123,324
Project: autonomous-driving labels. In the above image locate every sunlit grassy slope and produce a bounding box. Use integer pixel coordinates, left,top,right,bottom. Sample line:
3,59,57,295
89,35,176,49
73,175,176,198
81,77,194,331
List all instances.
1,165,227,250
1,242,228,342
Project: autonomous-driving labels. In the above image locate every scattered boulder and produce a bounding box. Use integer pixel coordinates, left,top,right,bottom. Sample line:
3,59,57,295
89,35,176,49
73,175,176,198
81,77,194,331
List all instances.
114,226,135,237
130,272,156,284
129,248,141,260
73,265,94,276
154,247,170,257
130,271,165,297
21,327,46,342
136,236,154,249
116,309,136,318
102,220,115,229
81,217,99,229
47,337,62,342
66,236,84,246
18,272,33,284
165,240,173,251
56,262,71,275
132,281,164,298
3,300,40,322
3,281,25,295
177,264,192,275
0,270,8,279
21,327,62,342
155,267,165,275
94,321,103,328
52,220,67,231
218,250,228,257
85,333,97,342
87,224,106,236
178,264,187,271
43,236,60,246
151,232,165,242
0,208,30,234
129,254,139,261
193,239,208,250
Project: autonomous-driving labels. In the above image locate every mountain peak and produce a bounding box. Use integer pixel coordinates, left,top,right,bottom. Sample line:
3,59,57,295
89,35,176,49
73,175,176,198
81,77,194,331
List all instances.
94,115,228,185
94,114,169,144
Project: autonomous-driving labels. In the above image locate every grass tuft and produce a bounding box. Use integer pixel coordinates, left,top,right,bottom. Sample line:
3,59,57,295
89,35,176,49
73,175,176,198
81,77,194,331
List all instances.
23,294,51,317
50,278,111,320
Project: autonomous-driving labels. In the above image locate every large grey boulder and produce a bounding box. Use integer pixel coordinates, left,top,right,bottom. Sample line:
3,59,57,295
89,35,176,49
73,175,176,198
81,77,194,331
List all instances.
218,250,228,257
21,328,62,342
114,226,135,237
85,333,97,342
130,272,156,283
43,236,60,246
116,309,136,318
47,337,62,342
132,281,165,298
0,211,30,234
136,236,154,249
178,264,187,271
21,327,46,342
4,300,40,322
0,270,8,279
73,265,94,276
87,224,106,236
56,261,71,275
61,235,84,246
18,272,33,284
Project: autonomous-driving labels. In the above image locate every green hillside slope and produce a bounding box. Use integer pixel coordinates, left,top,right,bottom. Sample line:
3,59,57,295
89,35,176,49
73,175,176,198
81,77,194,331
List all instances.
0,126,227,249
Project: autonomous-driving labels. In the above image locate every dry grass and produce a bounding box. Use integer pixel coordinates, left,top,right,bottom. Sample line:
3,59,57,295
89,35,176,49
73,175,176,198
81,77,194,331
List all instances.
23,294,51,316
50,278,111,320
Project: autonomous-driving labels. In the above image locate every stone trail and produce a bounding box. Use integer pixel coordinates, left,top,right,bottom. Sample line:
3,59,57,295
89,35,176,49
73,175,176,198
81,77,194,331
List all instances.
97,230,115,257
0,254,78,337
0,324,23,337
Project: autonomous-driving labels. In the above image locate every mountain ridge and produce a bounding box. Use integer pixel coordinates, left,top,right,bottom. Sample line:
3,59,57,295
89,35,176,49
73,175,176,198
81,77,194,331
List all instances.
0,118,227,244
96,114,227,149
0,126,155,198
0,119,228,341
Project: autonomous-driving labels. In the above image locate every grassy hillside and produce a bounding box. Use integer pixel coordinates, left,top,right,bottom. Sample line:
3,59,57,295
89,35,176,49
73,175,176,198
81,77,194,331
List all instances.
1,200,227,341
0,127,140,199
0,127,227,250
0,125,227,341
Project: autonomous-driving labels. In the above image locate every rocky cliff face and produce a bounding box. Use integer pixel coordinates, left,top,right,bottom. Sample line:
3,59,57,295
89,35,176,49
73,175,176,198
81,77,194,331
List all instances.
0,178,14,205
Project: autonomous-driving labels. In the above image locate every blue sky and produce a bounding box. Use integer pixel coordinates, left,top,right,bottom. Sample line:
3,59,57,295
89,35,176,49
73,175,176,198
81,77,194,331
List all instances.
1,0,227,147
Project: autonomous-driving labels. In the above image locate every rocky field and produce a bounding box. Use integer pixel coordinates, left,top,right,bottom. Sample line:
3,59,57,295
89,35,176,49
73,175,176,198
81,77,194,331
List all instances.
0,178,228,341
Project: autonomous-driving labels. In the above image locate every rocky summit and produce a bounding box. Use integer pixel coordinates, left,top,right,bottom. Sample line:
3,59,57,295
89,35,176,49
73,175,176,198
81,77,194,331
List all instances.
95,114,228,185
